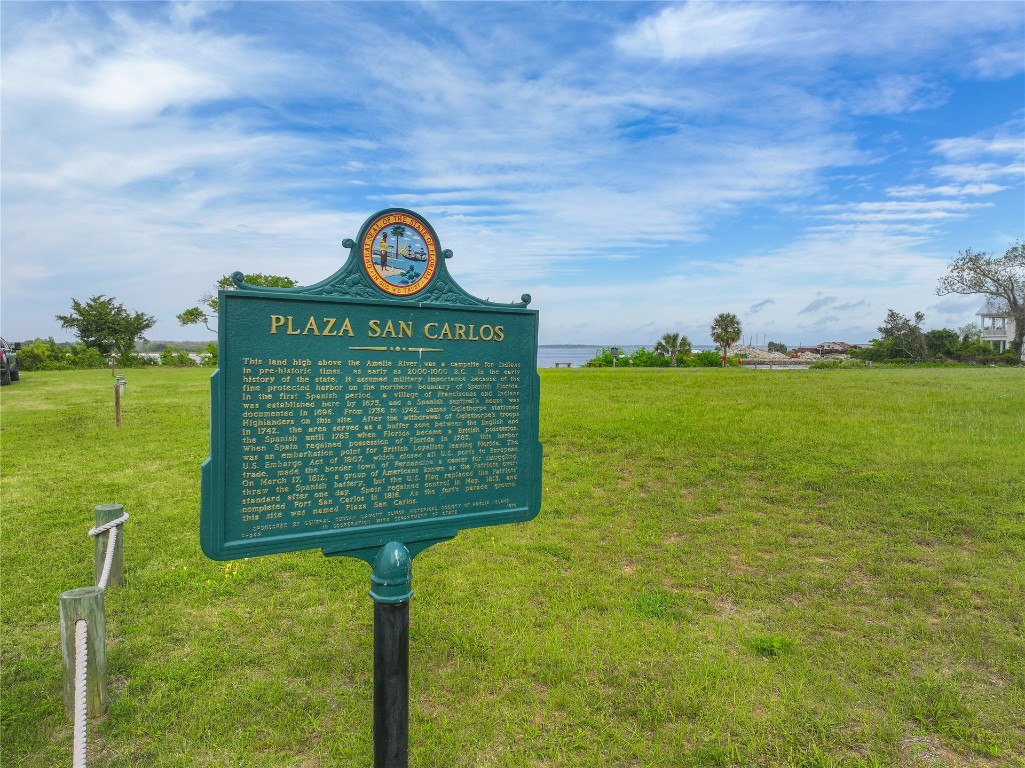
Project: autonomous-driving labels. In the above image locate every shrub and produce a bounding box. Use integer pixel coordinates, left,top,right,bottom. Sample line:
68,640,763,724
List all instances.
585,347,614,367
15,338,111,370
689,350,724,367
116,353,150,368
586,347,751,368
159,347,198,367
15,338,67,371
586,347,668,367
809,358,871,370
628,348,670,367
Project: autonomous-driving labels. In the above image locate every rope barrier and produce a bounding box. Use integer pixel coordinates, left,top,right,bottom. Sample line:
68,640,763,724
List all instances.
88,513,129,538
66,511,127,766
89,513,127,590
72,620,88,768
96,526,119,590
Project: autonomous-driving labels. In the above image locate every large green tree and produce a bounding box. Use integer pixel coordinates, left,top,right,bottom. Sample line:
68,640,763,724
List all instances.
936,241,1024,356
924,328,960,358
654,331,692,367
178,273,299,332
710,313,742,365
875,309,927,360
56,295,156,360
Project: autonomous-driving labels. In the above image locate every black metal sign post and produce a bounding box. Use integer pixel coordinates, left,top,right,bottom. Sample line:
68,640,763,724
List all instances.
370,543,412,768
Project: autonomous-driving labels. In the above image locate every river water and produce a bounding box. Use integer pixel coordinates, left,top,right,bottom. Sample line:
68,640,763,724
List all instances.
536,345,635,368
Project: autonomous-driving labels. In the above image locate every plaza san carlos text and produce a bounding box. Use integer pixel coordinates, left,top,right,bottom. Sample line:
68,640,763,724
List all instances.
269,314,507,342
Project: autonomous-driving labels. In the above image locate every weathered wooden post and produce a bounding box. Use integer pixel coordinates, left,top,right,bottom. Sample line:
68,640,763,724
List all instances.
59,587,108,717
114,380,122,427
200,209,542,764
93,503,126,588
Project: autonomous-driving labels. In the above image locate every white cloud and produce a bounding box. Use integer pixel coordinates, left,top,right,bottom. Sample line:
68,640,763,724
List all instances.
799,296,838,315
933,134,1024,162
615,3,805,61
847,75,951,116
887,183,1007,198
2,8,286,123
615,1,1024,72
926,122,1025,186
969,39,1025,79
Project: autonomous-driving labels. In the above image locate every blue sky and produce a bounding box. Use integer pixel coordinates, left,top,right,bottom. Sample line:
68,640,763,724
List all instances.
2,1,1023,347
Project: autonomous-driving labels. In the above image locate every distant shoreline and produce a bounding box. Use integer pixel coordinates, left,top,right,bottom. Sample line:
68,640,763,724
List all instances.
539,344,717,350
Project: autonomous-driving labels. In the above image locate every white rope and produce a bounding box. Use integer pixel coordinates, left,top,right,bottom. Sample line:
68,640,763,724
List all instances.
68,512,127,767
88,514,127,590
88,513,128,538
97,526,118,590
72,619,88,768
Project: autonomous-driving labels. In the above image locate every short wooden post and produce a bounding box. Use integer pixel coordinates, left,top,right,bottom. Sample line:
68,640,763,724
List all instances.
94,504,125,588
114,380,122,427
59,587,108,717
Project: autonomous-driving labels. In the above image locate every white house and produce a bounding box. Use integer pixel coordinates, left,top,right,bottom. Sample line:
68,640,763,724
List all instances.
977,298,1020,356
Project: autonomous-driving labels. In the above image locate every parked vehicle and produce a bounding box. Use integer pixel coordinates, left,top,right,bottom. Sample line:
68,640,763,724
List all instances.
1,337,21,385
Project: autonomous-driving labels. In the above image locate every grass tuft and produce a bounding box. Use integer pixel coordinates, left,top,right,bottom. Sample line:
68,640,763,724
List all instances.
750,634,796,658
633,588,691,620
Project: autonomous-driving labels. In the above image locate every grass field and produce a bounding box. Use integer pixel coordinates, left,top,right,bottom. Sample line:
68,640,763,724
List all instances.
2,367,1023,767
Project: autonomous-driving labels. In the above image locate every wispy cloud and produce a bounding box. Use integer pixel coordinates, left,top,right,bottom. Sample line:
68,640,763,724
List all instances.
887,183,1008,198
847,75,951,116
615,4,808,62
834,300,870,312
799,296,838,315
615,1,1024,72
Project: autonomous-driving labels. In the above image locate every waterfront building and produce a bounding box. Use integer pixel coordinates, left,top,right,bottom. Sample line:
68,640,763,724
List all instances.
977,298,1019,356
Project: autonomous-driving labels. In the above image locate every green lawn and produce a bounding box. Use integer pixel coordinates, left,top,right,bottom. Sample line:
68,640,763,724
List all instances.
2,367,1023,767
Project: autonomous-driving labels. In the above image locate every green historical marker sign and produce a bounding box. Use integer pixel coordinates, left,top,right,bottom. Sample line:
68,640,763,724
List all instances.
201,209,542,563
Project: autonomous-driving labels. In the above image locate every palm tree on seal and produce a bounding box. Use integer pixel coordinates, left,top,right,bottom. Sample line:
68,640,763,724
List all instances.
654,332,692,367
389,225,407,259
710,313,742,366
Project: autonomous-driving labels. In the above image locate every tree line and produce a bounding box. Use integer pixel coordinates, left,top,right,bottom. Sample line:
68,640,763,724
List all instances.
851,311,1016,364
17,274,293,371
589,242,1023,368
854,241,1023,364
589,312,746,368
17,242,1023,371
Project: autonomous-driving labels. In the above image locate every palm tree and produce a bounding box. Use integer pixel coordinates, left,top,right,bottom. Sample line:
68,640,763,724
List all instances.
389,225,406,258
710,313,742,366
654,331,692,367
